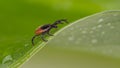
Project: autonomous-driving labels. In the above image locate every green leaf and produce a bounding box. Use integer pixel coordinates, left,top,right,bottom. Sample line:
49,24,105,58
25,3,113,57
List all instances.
48,10,120,58
1,10,120,68
21,10,120,68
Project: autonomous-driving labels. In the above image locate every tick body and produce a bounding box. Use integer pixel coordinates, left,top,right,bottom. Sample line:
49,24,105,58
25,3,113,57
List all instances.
32,19,68,45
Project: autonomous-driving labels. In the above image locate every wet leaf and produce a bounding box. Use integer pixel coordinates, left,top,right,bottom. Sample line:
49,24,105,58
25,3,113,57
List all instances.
1,10,120,68
48,10,120,58
21,10,120,68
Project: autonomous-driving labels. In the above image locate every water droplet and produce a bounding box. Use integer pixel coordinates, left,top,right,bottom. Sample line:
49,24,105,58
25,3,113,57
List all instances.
113,14,118,16
89,31,94,34
110,26,115,29
79,28,82,31
92,26,96,30
81,30,87,34
2,55,13,64
91,39,98,44
101,31,105,35
107,23,111,26
97,24,102,28
68,36,74,41
98,18,104,23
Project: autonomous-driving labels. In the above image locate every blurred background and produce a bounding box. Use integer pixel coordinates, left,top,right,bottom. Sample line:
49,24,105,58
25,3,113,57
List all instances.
0,0,120,68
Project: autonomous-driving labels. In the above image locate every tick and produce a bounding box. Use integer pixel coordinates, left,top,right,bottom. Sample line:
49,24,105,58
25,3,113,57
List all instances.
32,19,68,45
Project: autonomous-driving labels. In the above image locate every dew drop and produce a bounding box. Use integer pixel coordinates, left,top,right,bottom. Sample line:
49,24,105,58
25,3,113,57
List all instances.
97,24,102,28
68,36,74,41
79,28,82,31
107,23,111,26
113,14,118,16
89,31,94,34
91,39,98,44
110,26,115,29
101,31,105,35
81,30,87,34
92,27,96,30
98,18,104,23
2,55,13,64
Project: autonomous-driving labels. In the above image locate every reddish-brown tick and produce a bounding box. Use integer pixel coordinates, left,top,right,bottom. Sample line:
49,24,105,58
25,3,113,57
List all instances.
32,19,68,45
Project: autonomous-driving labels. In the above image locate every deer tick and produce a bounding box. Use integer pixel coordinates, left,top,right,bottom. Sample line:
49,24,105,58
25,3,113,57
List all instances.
32,19,68,45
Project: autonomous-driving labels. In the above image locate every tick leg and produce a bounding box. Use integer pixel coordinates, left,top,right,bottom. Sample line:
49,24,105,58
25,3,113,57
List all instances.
41,33,48,42
60,19,69,23
53,19,69,25
31,35,37,46
47,30,53,36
